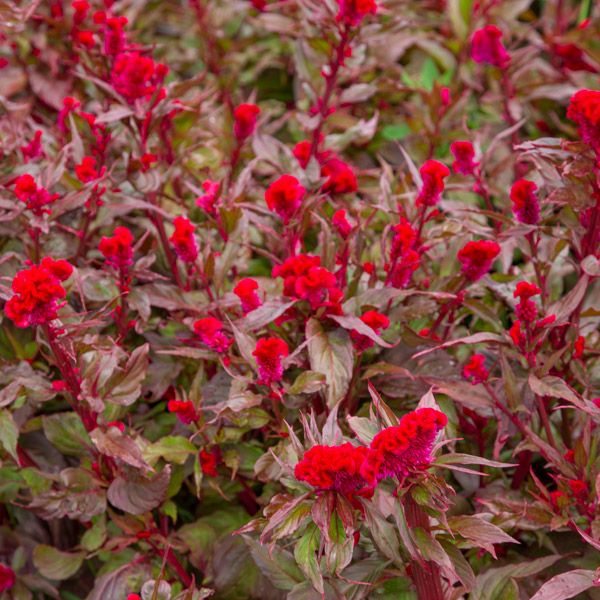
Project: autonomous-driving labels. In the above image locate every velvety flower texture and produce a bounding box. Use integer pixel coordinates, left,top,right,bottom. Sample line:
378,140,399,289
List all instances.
332,209,352,238
450,141,478,175
233,103,260,140
457,240,500,282
111,52,165,102
99,226,134,269
294,443,374,495
193,317,232,353
199,448,220,477
265,175,305,223
167,400,198,424
462,354,489,385
471,25,511,69
567,89,600,157
5,258,73,328
75,156,102,183
233,278,262,314
553,44,596,73
514,281,540,323
253,337,289,385
195,179,220,215
0,564,15,593
337,0,377,26
362,408,447,482
321,157,358,195
13,174,59,215
510,179,540,225
416,160,450,206
351,310,390,351
386,219,420,289
169,216,198,263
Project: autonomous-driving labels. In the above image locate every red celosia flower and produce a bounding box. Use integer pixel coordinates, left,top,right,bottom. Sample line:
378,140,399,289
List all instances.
549,490,568,510
457,240,500,282
249,0,266,10
509,320,524,346
265,175,305,224
193,317,232,353
199,448,220,477
127,595,141,600
5,258,73,328
471,25,511,69
253,337,289,385
0,565,15,593
362,408,447,482
321,157,357,195
295,266,343,310
337,0,377,26
390,219,417,261
169,216,198,263
167,400,198,424
351,310,390,351
510,179,540,225
273,254,321,296
567,89,600,157
103,15,128,55
57,96,80,133
294,443,374,495
233,278,262,314
450,141,478,175
514,281,540,323
233,103,260,140
75,156,102,182
553,43,596,73
140,152,157,171
574,335,585,359
196,180,220,215
74,29,95,48
332,209,352,238
99,226,134,269
111,52,162,102
386,250,420,289
568,479,588,501
72,0,89,24
13,174,59,215
21,130,44,162
462,354,489,385
293,140,312,169
416,160,450,207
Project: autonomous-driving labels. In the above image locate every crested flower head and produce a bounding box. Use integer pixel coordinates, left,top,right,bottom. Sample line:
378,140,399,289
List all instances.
253,336,289,385
510,179,540,225
567,89,600,157
457,240,500,282
233,103,260,140
450,141,478,175
233,278,262,314
169,216,198,263
462,354,489,385
416,160,450,207
265,175,305,223
351,310,390,351
99,226,134,269
471,25,511,69
193,317,232,353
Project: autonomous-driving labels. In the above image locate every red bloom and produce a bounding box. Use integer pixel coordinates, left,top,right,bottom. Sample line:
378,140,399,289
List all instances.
111,52,162,102
199,448,220,477
167,400,198,424
457,240,500,282
74,29,95,48
169,216,198,263
386,223,420,290
233,278,261,314
233,103,260,140
13,174,59,215
567,89,600,157
416,160,450,207
514,281,540,323
568,479,588,501
193,317,232,353
21,130,44,162
72,0,90,25
450,141,478,175
293,140,312,169
321,157,357,195
549,490,568,510
574,335,585,359
553,43,596,73
57,96,80,133
99,226,134,269
362,408,447,482
471,25,511,69
390,219,417,261
510,179,540,225
351,310,390,351
332,209,352,238
75,156,102,182
103,15,128,55
462,354,489,385
127,595,141,600
337,0,377,26
0,564,15,593
5,258,73,328
294,443,374,495
253,337,289,385
265,175,305,223
195,179,220,215
509,320,524,346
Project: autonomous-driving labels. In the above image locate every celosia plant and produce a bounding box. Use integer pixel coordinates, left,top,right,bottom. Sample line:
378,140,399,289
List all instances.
0,1,598,599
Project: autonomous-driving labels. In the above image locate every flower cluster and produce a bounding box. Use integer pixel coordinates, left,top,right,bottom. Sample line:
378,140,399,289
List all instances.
233,103,260,141
99,226,134,270
471,25,511,69
168,400,198,424
462,354,489,385
193,317,232,353
5,258,73,328
510,179,540,225
336,0,377,26
233,278,262,314
450,141,478,176
111,52,167,102
265,175,306,223
457,240,500,282
253,337,289,385
13,174,59,216
416,160,450,207
0,565,15,593
567,89,600,158
385,219,420,288
170,216,199,263
350,310,390,351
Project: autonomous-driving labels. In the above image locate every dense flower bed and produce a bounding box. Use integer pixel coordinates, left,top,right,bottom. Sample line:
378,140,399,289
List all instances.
0,1,599,599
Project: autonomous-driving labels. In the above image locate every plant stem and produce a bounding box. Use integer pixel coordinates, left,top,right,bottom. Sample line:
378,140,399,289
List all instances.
402,494,445,600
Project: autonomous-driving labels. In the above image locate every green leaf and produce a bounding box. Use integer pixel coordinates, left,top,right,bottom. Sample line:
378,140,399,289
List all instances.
294,523,323,594
81,515,107,552
244,536,304,591
381,123,411,141
288,371,326,395
43,413,92,457
0,409,19,462
33,545,85,580
143,436,197,465
306,319,354,408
